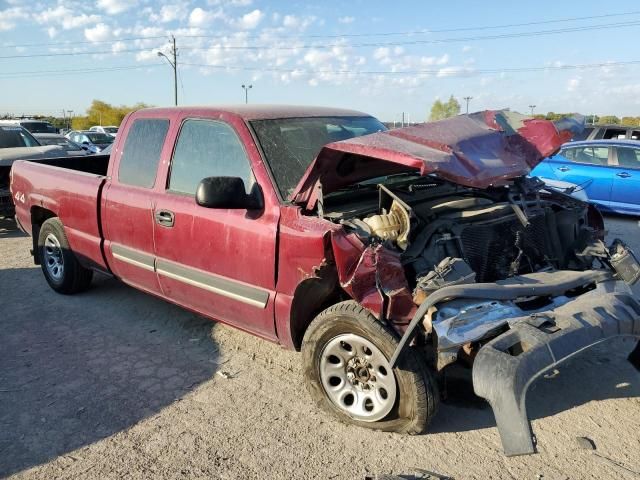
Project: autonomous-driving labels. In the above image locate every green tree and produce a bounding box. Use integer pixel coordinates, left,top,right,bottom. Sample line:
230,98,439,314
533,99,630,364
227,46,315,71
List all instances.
621,116,640,127
597,115,620,125
428,95,461,121
71,99,150,130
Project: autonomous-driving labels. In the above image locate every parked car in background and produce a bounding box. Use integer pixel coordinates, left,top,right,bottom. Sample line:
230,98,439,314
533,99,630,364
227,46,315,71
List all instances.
65,130,114,152
33,133,92,156
0,125,68,217
531,140,640,215
89,125,118,137
573,124,640,141
0,119,57,134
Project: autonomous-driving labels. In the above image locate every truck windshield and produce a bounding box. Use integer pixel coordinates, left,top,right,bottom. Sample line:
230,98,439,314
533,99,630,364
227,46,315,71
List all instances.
250,116,386,197
0,126,40,148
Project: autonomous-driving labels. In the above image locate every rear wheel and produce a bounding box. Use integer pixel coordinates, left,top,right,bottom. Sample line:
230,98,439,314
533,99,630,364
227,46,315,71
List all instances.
38,217,93,294
302,301,438,434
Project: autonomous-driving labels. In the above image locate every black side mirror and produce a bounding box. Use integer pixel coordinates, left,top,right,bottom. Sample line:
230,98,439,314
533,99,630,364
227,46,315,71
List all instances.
196,176,263,210
82,141,89,145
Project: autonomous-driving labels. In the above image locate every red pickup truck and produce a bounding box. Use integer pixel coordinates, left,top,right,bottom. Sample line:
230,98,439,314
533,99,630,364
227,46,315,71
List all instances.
10,106,640,456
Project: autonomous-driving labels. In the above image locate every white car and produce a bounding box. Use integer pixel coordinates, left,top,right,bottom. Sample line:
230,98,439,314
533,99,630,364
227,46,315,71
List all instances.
89,125,118,137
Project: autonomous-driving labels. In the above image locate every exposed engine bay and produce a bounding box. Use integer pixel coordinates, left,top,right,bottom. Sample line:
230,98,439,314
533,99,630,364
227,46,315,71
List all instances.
325,174,607,306
321,172,640,376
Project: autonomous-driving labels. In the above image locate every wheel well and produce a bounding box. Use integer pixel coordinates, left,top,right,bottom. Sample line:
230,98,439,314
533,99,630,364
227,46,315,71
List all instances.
289,266,343,350
30,206,56,264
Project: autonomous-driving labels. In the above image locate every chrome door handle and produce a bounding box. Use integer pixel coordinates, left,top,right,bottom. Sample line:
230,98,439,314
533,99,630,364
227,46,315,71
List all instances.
558,166,571,172
616,172,632,178
155,209,175,227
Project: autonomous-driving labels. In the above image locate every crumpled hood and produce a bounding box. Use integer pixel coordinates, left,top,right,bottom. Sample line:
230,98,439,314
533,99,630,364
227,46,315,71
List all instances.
290,110,584,208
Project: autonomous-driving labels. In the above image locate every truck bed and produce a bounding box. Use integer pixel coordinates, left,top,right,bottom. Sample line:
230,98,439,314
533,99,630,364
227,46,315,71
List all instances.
10,155,111,271
1,154,109,218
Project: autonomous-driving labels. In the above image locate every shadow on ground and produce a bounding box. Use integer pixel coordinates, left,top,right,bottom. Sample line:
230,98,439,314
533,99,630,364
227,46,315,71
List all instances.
429,338,640,436
0,217,27,239
0,268,221,477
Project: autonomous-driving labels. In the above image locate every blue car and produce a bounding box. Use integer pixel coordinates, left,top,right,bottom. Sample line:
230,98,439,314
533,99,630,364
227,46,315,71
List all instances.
531,139,640,216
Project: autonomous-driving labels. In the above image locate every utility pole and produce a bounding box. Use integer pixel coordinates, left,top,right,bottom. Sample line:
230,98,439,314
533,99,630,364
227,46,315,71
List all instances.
242,84,253,104
157,35,178,106
67,110,74,131
529,104,536,116
401,112,405,128
463,96,473,114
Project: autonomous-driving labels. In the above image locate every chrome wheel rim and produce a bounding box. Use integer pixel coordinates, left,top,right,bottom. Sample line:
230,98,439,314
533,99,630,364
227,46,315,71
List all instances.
43,233,64,281
319,333,397,422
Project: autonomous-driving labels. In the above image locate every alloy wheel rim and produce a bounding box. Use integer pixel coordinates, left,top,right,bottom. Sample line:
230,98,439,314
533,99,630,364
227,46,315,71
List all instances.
319,333,397,422
44,233,64,281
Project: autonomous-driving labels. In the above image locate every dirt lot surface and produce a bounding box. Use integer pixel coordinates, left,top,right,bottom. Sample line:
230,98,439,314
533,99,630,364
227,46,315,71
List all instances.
1,215,639,480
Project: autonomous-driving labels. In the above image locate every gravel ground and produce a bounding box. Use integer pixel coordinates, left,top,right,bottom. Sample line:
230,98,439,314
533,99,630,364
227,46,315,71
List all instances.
0,215,639,480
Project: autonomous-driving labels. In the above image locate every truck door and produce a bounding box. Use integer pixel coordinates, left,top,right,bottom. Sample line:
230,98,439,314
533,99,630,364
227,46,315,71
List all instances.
152,117,279,340
102,117,171,295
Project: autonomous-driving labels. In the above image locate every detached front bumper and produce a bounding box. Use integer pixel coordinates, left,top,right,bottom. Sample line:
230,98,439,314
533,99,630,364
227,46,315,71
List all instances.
390,270,640,456
472,280,640,456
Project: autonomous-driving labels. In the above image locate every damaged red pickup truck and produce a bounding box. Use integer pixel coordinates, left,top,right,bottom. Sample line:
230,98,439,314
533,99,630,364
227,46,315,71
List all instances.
10,106,640,456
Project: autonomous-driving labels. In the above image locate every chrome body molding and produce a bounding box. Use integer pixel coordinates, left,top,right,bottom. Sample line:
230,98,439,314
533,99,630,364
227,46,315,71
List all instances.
111,243,155,272
110,243,269,309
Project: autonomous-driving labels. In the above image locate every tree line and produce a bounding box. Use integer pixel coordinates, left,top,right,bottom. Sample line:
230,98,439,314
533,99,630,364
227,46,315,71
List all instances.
1,100,150,130
427,96,640,126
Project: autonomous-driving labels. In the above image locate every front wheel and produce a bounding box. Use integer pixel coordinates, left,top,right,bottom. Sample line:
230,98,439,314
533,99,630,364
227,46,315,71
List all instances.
38,217,93,294
302,301,438,434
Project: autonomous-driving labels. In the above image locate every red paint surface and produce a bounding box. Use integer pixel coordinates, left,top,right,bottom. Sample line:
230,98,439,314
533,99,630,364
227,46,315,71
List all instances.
291,110,582,207
10,106,581,349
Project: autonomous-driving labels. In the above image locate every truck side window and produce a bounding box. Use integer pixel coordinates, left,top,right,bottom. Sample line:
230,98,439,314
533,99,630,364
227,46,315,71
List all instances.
118,118,169,188
168,119,254,195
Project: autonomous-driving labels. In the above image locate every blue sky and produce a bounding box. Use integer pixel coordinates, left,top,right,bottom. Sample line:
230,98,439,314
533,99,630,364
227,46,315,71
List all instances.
1,0,639,121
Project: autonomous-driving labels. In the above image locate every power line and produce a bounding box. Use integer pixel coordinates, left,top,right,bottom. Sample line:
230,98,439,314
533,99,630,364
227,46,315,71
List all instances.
1,35,167,49
0,64,162,79
179,20,640,50
0,47,161,60
183,10,640,39
180,59,640,76
2,10,640,51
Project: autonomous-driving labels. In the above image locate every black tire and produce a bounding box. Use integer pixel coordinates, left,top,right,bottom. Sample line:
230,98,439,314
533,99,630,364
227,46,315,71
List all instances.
38,217,93,294
302,300,438,434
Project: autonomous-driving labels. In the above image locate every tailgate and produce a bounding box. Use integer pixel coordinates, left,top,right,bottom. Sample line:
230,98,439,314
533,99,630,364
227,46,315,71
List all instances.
11,160,108,270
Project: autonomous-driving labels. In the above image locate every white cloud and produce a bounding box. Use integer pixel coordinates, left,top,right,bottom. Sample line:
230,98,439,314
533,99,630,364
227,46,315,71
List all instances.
111,41,126,53
235,9,263,29
0,6,27,31
85,23,111,42
188,7,224,27
96,0,135,15
567,77,581,92
436,66,472,77
153,3,189,23
338,16,354,24
47,26,57,38
38,6,101,30
282,14,316,31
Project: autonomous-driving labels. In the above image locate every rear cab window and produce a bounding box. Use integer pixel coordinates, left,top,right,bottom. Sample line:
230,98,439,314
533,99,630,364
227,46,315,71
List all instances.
118,119,170,188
